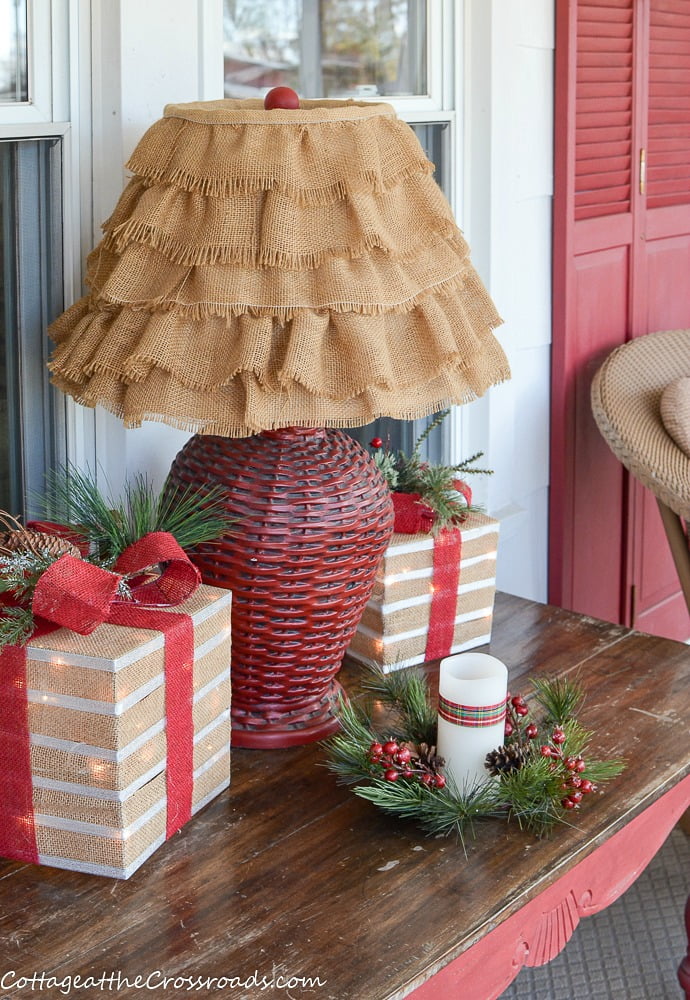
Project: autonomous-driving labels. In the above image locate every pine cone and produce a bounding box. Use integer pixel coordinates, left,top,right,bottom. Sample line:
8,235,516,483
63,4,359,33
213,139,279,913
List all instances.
485,744,528,777
416,742,446,774
0,529,81,559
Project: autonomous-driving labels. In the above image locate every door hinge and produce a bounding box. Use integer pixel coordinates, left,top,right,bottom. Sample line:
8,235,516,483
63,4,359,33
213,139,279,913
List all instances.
639,147,646,196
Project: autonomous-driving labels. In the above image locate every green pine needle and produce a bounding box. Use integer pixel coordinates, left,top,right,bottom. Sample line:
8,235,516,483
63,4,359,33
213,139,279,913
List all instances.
531,675,585,725
354,775,504,847
361,664,437,745
370,410,492,533
40,465,236,564
0,605,35,651
323,668,626,848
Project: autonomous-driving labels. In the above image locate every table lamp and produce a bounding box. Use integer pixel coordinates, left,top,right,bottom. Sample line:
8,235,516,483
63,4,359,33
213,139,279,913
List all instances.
48,89,509,749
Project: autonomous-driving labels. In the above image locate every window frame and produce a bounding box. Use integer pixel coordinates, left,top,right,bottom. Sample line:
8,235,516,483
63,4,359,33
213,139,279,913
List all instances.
0,0,95,508
0,0,64,126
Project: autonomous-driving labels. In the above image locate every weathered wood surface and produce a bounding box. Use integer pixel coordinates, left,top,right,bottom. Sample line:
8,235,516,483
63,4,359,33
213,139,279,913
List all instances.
0,595,688,1000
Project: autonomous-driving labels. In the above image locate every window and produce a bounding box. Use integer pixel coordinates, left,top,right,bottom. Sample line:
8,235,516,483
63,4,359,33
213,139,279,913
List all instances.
223,0,454,462
0,138,64,514
0,0,73,518
0,0,28,103
223,0,427,101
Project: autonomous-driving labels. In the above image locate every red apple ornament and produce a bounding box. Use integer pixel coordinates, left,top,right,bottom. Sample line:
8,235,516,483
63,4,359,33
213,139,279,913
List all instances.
264,86,300,110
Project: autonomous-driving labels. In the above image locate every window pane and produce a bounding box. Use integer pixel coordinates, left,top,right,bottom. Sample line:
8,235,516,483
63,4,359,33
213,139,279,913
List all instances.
223,0,427,100
0,0,28,104
0,139,64,517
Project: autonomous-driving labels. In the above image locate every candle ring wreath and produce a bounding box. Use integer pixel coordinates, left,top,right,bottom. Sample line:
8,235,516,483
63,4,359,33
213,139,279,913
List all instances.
323,665,625,844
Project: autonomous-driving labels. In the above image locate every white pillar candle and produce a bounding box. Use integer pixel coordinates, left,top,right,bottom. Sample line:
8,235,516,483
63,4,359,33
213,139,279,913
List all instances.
436,652,508,792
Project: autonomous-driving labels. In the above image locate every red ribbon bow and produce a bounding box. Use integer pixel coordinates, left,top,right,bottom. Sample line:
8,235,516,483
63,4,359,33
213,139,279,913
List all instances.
392,480,472,535
31,531,201,634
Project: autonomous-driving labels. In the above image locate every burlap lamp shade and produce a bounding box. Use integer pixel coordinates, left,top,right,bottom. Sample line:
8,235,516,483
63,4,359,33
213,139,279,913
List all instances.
48,93,509,748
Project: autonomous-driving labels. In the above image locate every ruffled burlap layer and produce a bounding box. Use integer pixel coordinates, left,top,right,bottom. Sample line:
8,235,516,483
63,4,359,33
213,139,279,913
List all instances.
49,98,508,436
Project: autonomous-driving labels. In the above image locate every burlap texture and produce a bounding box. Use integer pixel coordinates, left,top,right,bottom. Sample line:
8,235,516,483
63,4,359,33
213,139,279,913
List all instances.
360,584,496,636
372,513,499,602
348,614,494,668
48,99,508,437
349,512,499,667
379,514,499,575
32,752,229,873
15,585,232,876
32,772,166,827
34,809,165,871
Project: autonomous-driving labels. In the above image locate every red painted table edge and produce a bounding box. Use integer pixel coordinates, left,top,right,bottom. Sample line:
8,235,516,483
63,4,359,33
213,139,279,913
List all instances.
406,771,690,1000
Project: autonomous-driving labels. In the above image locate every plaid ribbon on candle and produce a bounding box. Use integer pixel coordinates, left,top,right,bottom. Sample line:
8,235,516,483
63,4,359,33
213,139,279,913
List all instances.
438,694,507,728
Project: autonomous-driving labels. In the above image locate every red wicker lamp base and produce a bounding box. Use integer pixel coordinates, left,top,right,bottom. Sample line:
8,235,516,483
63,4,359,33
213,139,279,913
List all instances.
168,427,394,748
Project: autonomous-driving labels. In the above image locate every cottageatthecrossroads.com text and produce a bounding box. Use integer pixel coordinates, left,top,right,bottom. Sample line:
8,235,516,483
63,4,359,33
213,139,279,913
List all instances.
0,970,326,995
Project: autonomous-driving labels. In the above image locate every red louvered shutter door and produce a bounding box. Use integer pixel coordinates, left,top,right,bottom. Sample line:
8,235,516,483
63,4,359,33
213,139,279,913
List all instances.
575,1,634,220
551,0,690,640
646,0,690,209
629,0,690,638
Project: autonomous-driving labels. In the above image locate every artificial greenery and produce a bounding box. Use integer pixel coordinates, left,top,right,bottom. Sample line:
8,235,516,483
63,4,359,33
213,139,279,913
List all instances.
0,470,236,651
41,465,235,567
323,664,625,845
370,409,493,533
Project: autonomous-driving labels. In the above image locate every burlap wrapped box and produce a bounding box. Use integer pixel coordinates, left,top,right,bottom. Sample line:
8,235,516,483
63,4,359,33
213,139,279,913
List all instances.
5,584,231,879
348,511,499,671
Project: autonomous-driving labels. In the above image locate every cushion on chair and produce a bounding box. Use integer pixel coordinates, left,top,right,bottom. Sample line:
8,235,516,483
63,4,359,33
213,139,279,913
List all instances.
660,377,690,459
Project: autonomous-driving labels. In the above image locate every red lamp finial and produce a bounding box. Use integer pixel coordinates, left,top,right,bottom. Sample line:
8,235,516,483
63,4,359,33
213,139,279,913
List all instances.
264,86,300,110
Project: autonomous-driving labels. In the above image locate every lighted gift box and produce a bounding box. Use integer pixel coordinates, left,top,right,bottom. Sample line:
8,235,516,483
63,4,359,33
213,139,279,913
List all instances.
9,584,231,879
348,512,499,671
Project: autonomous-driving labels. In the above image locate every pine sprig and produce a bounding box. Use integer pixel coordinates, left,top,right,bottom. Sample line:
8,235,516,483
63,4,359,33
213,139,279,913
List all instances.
370,410,492,533
361,664,437,745
499,759,567,837
325,699,382,785
0,470,237,653
531,674,585,725
323,668,626,847
0,550,60,600
354,775,504,846
0,605,35,649
41,465,236,565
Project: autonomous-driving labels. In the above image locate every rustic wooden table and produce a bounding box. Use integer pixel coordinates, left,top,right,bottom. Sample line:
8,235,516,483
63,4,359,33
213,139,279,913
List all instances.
1,594,689,1000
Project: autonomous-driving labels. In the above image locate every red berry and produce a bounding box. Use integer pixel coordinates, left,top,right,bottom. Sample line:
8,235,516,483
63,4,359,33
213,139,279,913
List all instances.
579,779,595,794
369,437,383,449
552,727,566,745
420,773,433,786
401,768,414,779
540,745,553,757
382,740,399,755
504,719,515,737
395,747,412,764
434,774,447,789
561,797,576,810
369,742,383,756
564,756,578,771
383,768,399,782
263,86,300,110
569,790,583,804
525,723,538,739
515,704,529,717
570,776,582,789
510,695,525,708
575,758,586,773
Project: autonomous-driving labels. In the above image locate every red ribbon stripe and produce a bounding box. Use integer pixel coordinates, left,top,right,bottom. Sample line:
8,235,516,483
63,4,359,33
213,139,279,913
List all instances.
0,532,202,864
